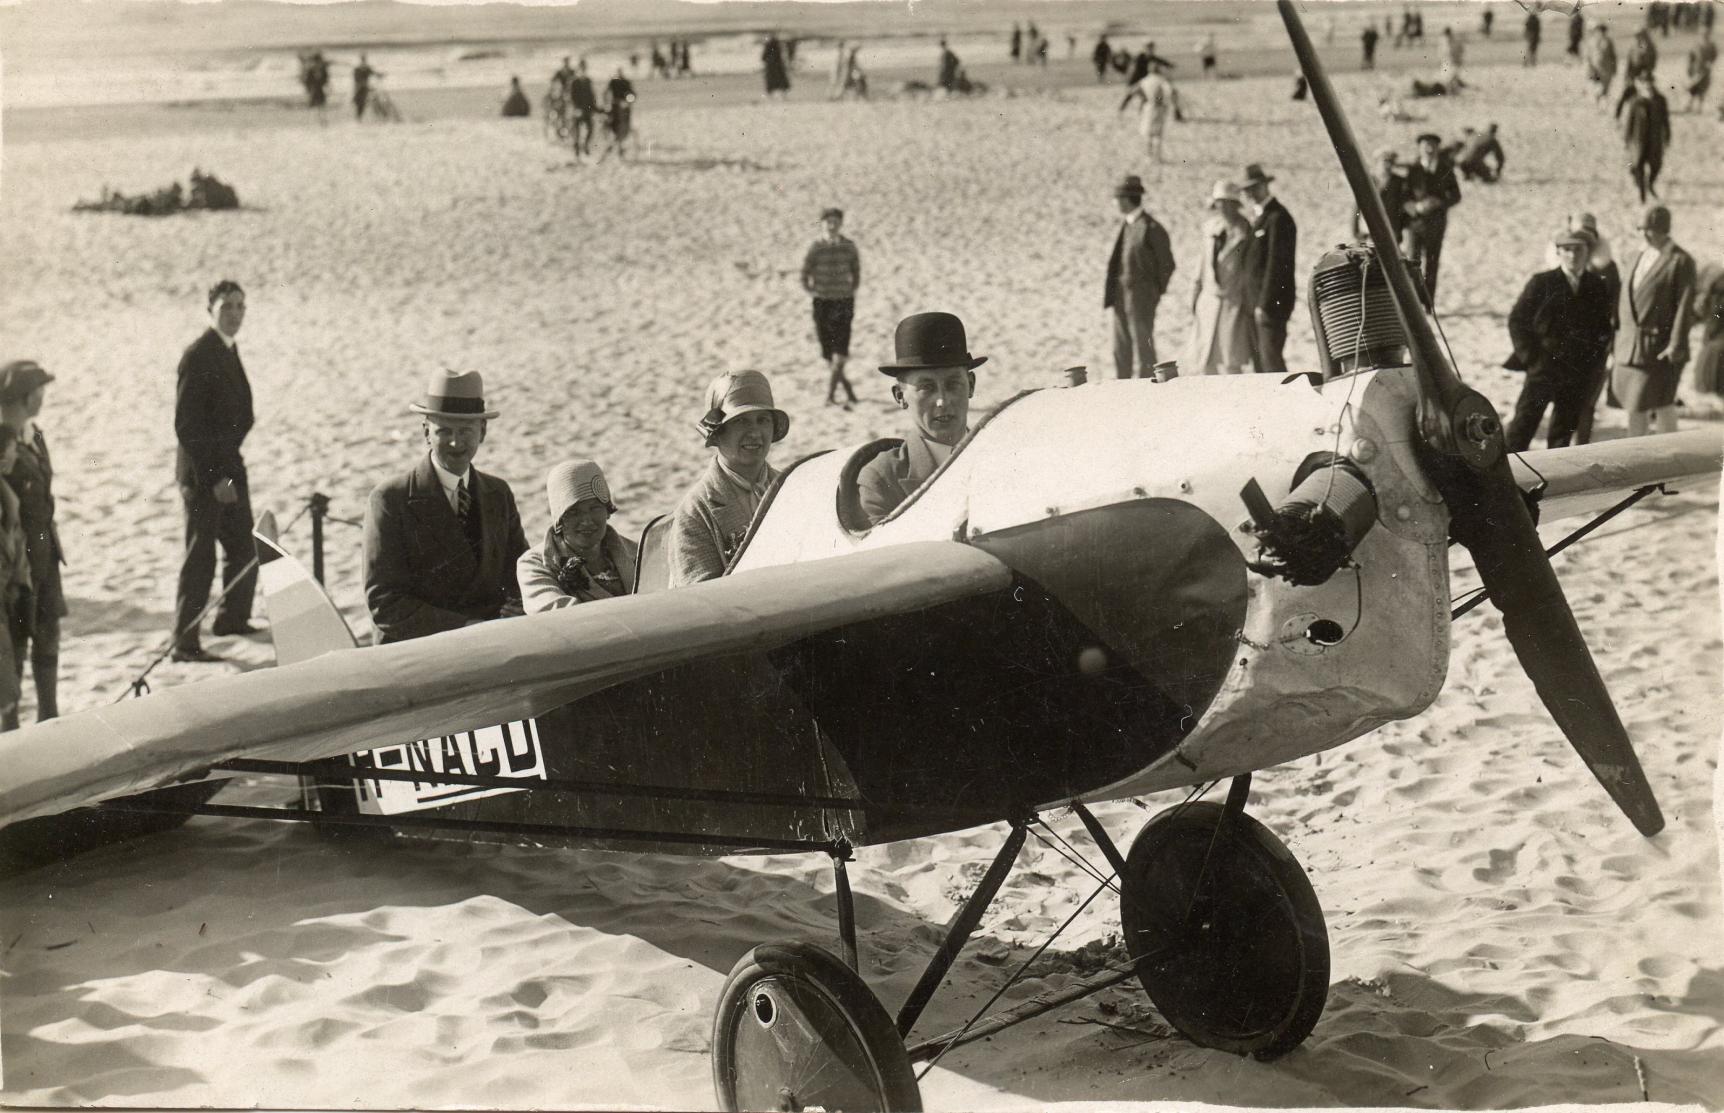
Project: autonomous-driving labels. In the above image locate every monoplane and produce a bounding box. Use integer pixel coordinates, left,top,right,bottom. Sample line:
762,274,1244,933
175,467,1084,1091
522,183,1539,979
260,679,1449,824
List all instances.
2,5,1719,1110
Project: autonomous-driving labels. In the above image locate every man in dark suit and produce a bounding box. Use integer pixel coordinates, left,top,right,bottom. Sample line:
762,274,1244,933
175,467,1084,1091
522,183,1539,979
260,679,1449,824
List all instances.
1241,163,1298,375
1617,71,1671,203
1504,228,1615,451
1104,174,1177,378
363,370,527,644
172,279,258,663
1400,132,1463,302
1612,204,1697,438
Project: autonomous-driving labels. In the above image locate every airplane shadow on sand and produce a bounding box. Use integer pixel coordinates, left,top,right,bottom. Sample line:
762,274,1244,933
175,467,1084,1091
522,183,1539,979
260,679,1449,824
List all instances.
4,810,1721,1108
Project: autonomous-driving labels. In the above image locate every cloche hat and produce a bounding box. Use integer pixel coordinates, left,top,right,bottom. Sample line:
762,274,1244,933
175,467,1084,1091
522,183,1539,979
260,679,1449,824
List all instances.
546,458,617,521
696,370,791,445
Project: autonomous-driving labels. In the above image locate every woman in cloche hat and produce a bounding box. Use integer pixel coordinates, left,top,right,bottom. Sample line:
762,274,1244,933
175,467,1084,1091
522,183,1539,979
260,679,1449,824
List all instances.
517,459,639,611
1183,180,1257,375
666,370,791,586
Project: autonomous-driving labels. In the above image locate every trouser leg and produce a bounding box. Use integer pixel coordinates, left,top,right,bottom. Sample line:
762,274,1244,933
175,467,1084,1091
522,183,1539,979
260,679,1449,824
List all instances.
1626,409,1651,436
1125,298,1158,377
212,481,258,630
1421,229,1445,301
1505,376,1555,452
1546,373,1588,447
1111,305,1134,378
1252,316,1288,375
1573,360,1609,444
174,485,220,649
1654,405,1679,434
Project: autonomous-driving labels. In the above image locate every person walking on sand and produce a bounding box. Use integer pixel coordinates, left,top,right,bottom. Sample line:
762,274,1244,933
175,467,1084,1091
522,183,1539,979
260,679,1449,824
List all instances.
1567,10,1586,59
1618,71,1672,202
1684,32,1715,112
171,281,259,664
1104,175,1177,379
1612,204,1696,438
762,33,791,98
1241,163,1297,376
602,67,636,159
363,370,527,643
1184,180,1258,376
1362,24,1380,70
802,207,862,409
569,59,599,159
1586,25,1619,101
353,53,379,119
1093,34,1113,81
0,361,63,720
1120,57,1181,162
938,37,962,93
1401,131,1463,302
668,371,790,586
1523,12,1541,66
1503,228,1614,451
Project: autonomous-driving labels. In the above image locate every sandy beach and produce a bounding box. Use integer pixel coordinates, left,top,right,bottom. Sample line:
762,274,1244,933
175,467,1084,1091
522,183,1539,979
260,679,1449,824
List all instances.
1,0,1722,1108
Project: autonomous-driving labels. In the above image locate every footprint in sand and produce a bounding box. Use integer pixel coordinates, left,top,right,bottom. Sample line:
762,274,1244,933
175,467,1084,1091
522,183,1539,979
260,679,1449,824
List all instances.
1471,845,1520,883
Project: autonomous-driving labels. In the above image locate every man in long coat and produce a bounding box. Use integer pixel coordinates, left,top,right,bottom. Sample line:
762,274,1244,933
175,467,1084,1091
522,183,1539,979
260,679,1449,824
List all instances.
1504,228,1615,451
1612,204,1697,437
364,370,527,643
1104,174,1177,378
1241,163,1297,375
1400,132,1462,302
1618,71,1672,203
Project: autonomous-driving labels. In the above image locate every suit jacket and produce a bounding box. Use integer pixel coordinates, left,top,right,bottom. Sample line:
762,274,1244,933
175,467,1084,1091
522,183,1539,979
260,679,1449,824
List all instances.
1616,243,1698,369
1247,196,1298,323
1507,268,1613,377
363,454,528,643
857,434,946,526
174,327,253,492
1401,156,1462,233
1620,90,1671,159
1104,213,1177,310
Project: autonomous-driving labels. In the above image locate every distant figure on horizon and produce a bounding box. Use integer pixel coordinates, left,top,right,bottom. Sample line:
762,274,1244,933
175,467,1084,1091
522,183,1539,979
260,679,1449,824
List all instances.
1453,123,1505,182
501,76,530,117
1120,57,1181,162
1011,23,1023,63
1481,7,1494,37
353,53,379,119
1362,24,1380,69
1523,12,1541,66
1197,32,1218,78
938,37,962,92
762,33,791,98
1585,25,1619,100
1684,32,1716,112
298,51,330,110
570,59,599,158
1093,34,1113,81
1618,71,1672,202
603,67,636,158
1567,10,1586,58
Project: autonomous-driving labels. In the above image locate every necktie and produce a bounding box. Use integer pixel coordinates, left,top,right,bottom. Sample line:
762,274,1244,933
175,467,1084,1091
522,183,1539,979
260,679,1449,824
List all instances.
457,477,473,524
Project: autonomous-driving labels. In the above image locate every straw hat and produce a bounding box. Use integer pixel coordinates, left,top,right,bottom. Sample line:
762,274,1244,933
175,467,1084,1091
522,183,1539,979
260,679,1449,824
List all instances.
1206,179,1242,207
696,370,791,444
409,368,498,420
545,459,616,521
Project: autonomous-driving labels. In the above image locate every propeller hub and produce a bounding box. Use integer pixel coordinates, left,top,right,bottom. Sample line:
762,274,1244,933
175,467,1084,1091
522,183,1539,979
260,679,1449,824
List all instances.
1440,390,1506,472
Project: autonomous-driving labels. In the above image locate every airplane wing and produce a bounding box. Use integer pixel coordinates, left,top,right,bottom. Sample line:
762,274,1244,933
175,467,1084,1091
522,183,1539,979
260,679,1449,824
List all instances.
0,542,1012,828
1511,428,1723,522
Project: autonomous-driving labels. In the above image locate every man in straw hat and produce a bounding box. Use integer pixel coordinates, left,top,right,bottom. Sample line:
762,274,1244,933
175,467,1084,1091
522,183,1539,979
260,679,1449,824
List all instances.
857,312,986,527
1240,162,1298,375
801,206,861,410
171,279,259,663
363,369,527,644
1103,174,1177,379
1503,226,1615,451
1401,130,1462,302
518,459,637,612
668,370,790,586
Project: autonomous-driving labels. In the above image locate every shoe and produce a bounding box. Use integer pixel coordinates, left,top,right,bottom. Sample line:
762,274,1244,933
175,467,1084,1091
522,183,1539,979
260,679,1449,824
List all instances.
170,645,225,664
211,620,264,637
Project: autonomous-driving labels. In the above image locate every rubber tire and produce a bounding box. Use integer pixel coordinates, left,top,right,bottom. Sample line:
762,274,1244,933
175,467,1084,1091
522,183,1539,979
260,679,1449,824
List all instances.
712,941,922,1113
1119,801,1329,1060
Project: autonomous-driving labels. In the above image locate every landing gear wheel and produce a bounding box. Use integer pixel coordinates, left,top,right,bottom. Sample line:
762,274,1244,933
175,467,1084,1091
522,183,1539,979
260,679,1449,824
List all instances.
1119,801,1329,1060
713,941,921,1113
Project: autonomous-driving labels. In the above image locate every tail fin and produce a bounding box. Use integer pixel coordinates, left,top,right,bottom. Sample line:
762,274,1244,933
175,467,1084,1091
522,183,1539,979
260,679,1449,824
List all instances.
254,512,359,666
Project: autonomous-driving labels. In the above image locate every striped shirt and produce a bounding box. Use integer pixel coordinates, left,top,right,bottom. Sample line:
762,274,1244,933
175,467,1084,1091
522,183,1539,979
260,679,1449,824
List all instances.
802,235,861,300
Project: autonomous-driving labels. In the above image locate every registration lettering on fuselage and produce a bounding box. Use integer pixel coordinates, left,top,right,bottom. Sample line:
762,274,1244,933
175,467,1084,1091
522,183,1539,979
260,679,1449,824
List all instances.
347,719,547,815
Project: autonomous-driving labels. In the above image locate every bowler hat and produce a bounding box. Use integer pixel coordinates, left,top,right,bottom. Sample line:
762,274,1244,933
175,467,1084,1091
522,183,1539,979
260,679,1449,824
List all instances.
1241,162,1274,186
410,368,499,420
0,360,53,405
546,458,617,521
1114,174,1145,198
697,370,791,444
1638,204,1672,233
878,312,988,376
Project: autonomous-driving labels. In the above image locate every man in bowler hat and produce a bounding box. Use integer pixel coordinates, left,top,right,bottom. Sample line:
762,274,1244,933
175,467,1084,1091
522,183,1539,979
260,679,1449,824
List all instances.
857,312,986,526
1241,163,1298,375
1504,228,1615,451
363,370,527,643
171,279,259,662
1401,132,1462,302
1104,175,1177,378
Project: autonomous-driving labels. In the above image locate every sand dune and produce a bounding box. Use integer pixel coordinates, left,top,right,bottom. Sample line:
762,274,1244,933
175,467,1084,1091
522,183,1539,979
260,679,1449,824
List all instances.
1,7,1722,1110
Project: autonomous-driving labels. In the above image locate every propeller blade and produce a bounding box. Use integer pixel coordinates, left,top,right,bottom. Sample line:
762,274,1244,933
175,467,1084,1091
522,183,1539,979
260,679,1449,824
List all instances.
1277,0,1664,836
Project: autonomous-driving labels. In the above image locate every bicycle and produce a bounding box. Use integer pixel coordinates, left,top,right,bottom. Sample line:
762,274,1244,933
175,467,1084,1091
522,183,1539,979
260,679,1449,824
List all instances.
542,87,572,142
365,83,403,123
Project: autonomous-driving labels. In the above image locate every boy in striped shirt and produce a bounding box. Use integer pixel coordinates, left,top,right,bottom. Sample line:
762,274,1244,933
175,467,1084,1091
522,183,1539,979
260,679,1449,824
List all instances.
801,207,862,409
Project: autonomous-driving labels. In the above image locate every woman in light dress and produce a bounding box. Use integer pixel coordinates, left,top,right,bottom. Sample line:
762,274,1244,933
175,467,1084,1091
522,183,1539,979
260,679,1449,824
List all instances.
1183,180,1257,375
